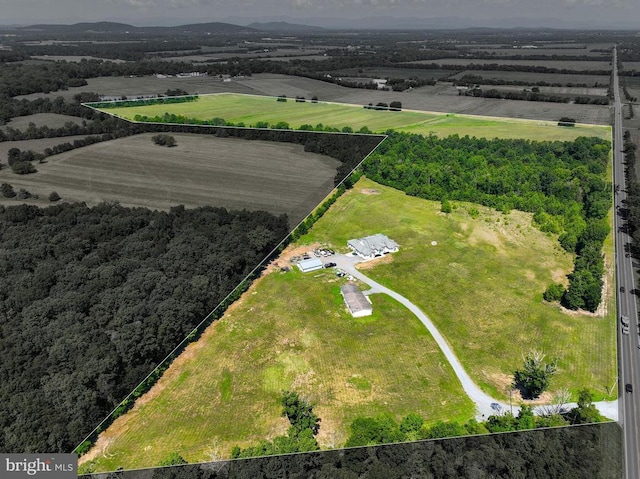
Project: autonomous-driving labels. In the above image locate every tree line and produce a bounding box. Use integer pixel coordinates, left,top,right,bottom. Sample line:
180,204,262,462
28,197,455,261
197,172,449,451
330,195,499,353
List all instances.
344,388,603,449
93,407,621,478
362,131,611,312
461,87,609,105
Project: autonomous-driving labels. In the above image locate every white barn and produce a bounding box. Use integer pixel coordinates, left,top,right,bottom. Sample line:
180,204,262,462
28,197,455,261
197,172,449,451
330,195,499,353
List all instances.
347,234,399,260
297,258,323,273
340,283,373,317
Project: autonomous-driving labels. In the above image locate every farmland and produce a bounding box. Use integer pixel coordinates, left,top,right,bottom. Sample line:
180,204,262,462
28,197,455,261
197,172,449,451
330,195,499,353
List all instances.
13,72,611,125
0,133,341,226
79,263,474,472
96,92,610,141
303,178,617,401
406,58,612,71
2,113,87,130
0,135,90,162
79,175,615,473
449,70,611,86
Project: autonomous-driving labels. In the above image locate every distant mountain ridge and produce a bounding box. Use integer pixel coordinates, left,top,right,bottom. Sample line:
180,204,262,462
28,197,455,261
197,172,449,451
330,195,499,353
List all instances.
19,21,257,34
247,21,327,32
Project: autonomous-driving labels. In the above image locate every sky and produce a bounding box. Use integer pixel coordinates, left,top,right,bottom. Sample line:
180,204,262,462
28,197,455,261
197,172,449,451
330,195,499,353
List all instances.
0,0,637,28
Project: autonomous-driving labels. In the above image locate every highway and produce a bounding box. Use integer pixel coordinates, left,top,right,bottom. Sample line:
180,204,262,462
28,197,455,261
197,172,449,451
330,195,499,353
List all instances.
612,46,640,479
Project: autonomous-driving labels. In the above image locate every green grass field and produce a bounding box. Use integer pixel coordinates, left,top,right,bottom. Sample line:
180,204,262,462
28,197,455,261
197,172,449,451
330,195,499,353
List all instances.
303,178,617,401
79,261,474,473
95,93,611,142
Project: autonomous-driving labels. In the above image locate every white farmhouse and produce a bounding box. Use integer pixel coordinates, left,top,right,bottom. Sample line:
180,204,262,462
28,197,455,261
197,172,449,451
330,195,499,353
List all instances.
347,234,399,260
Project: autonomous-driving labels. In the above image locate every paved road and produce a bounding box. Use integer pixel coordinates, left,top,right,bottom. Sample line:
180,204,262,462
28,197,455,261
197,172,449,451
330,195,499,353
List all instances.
329,254,617,421
612,46,640,479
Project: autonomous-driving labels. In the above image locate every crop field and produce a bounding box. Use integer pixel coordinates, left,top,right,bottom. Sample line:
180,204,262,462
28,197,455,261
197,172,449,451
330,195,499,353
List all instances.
455,48,610,58
2,113,87,130
30,55,126,63
449,70,611,86
406,58,612,71
15,73,611,125
79,265,474,472
14,74,257,101
0,135,89,163
96,92,610,141
303,178,617,401
0,133,341,225
483,85,609,97
329,67,458,80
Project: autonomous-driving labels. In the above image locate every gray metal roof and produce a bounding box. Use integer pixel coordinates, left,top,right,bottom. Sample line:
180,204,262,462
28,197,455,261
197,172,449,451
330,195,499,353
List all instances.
340,283,372,314
297,258,323,271
347,233,398,257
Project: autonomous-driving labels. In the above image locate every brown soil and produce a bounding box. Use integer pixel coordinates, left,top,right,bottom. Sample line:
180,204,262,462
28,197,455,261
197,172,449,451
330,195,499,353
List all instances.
355,254,394,270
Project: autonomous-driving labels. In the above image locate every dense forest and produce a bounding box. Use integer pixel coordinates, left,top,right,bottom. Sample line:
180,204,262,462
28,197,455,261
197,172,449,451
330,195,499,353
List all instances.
362,132,611,311
80,422,623,479
0,202,289,453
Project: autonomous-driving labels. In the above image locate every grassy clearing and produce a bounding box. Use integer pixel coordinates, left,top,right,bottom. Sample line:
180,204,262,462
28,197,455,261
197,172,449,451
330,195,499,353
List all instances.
96,92,610,142
303,177,617,402
80,262,473,472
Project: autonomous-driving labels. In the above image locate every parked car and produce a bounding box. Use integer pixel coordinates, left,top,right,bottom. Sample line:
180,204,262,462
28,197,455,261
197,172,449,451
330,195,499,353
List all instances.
324,262,337,268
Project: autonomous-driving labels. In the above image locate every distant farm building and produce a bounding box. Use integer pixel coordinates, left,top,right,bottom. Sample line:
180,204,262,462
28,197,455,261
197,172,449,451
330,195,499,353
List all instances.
340,283,373,317
347,234,399,260
297,258,323,273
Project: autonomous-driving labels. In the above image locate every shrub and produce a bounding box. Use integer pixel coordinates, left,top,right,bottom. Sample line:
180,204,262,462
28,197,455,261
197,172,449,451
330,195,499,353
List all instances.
11,161,36,175
16,188,31,199
441,198,452,214
157,452,187,467
151,134,176,147
49,191,61,202
543,283,564,302
1,183,16,198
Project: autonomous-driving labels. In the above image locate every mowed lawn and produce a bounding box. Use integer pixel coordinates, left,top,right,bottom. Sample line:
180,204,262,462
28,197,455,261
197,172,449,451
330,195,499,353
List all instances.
80,264,474,473
96,93,611,142
304,178,617,401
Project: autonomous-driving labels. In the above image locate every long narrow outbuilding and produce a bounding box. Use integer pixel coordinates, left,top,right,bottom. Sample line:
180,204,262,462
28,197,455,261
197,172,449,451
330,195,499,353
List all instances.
340,283,373,317
297,258,323,273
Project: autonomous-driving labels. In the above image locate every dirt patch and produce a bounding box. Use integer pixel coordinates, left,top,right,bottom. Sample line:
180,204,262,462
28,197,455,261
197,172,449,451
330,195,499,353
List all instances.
360,188,380,195
484,371,553,405
485,372,515,395
264,242,322,274
355,254,394,270
551,268,568,285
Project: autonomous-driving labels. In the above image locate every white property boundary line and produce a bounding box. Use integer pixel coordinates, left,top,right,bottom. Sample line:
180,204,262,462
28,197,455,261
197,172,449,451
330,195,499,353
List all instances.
71,115,388,455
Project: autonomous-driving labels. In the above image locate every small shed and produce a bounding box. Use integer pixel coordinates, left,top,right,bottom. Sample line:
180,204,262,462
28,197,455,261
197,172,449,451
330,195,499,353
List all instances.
297,258,323,273
340,283,373,317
